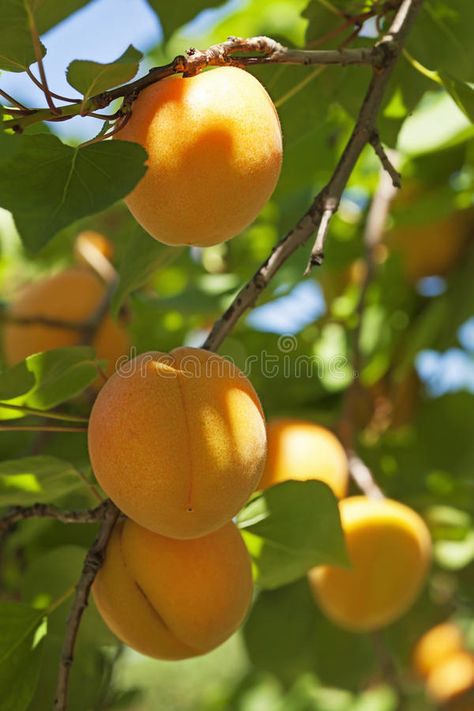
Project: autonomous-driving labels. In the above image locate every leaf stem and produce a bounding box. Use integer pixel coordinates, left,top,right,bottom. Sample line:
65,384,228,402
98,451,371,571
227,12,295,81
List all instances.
0,402,89,423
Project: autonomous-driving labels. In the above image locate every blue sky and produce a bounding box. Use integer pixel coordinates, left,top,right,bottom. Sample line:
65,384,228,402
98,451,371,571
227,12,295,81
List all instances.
1,0,161,139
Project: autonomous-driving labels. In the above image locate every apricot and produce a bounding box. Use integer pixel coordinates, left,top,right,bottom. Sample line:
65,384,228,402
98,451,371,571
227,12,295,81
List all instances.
116,66,282,247
426,651,474,705
384,185,473,282
413,622,465,679
88,348,267,539
258,418,348,499
92,519,253,660
309,497,432,632
3,267,129,376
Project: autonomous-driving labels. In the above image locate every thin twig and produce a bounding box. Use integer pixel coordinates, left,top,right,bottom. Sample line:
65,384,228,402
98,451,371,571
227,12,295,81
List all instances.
0,89,30,112
0,424,87,433
0,402,88,423
304,206,335,275
25,67,78,103
0,501,109,534
369,131,402,188
203,0,423,351
26,10,59,114
54,501,120,711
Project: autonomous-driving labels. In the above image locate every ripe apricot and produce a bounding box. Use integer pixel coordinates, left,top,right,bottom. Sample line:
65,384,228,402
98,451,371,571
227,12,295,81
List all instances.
426,651,474,705
309,497,432,632
92,519,253,660
258,418,348,499
116,66,282,247
413,622,465,679
88,348,267,539
3,267,129,376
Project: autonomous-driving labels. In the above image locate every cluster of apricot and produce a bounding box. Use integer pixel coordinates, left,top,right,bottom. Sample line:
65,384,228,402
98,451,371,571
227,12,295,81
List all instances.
89,347,267,659
263,419,432,632
413,622,474,709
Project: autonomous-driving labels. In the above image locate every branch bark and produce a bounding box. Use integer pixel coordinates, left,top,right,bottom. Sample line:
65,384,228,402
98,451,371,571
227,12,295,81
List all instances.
203,0,423,350
0,501,109,533
54,501,119,711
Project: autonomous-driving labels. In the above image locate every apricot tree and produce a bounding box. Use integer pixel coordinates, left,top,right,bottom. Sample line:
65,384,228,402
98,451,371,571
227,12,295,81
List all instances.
0,1,473,711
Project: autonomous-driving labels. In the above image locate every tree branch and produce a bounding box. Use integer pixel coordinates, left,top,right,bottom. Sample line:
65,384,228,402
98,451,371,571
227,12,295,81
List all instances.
203,0,422,350
4,31,397,133
0,501,109,534
54,501,119,711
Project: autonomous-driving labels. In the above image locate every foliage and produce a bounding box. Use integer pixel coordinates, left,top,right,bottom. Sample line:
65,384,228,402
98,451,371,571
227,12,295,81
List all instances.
0,1,473,710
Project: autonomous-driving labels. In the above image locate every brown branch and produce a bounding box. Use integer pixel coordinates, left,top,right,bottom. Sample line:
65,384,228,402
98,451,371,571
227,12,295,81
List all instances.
0,501,109,534
54,501,119,711
7,32,395,132
369,131,402,187
203,0,423,351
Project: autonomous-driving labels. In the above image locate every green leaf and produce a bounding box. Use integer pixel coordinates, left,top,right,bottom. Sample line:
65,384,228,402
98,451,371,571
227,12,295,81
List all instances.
0,346,99,414
21,546,115,645
66,45,143,102
0,0,39,72
237,480,347,589
112,225,182,315
0,134,147,252
0,456,84,506
145,0,227,39
0,1,92,73
0,602,46,711
439,73,474,123
243,578,375,688
30,0,94,35
407,0,474,83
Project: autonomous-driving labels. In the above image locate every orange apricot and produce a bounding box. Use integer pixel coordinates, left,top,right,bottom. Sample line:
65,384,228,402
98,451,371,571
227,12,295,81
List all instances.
88,348,267,539
426,651,474,706
116,66,282,247
3,267,129,376
309,497,432,632
258,418,349,499
413,622,465,679
92,519,253,660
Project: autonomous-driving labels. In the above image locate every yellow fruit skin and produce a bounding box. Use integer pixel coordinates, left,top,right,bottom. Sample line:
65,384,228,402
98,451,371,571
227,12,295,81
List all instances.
413,622,465,679
426,651,474,705
92,519,253,660
88,347,267,539
309,497,432,632
4,267,129,376
258,418,348,499
117,66,282,247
